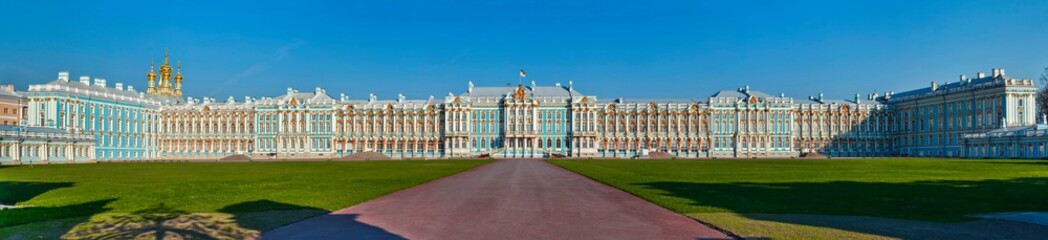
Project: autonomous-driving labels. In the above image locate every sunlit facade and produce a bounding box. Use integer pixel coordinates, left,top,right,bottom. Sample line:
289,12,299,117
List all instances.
24,72,174,160
0,126,95,164
0,85,26,126
962,124,1048,158
893,68,1037,157
17,64,1039,160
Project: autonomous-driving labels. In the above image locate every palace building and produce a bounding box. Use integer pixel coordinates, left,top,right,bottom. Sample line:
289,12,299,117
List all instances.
21,52,183,162
6,55,1043,163
0,85,26,126
0,125,94,163
891,69,1037,157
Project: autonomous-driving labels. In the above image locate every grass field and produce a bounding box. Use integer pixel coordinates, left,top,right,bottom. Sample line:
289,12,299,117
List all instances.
550,158,1048,239
0,160,490,239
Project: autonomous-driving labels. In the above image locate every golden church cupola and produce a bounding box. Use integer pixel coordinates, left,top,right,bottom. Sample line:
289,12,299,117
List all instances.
174,60,183,97
146,58,157,94
146,49,183,97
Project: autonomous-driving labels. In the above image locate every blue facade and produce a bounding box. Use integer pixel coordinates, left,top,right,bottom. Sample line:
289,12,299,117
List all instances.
0,125,95,164
25,74,173,161
14,68,1042,161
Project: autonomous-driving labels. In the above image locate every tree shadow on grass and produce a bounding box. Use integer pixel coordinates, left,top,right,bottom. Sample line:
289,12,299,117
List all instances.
639,177,1048,222
59,200,405,240
261,213,407,240
0,198,115,228
0,181,74,206
0,181,95,228
222,200,406,239
62,203,260,240
218,199,329,232
638,177,1048,238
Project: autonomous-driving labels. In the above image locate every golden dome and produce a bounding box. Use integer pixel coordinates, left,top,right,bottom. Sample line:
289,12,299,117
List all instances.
159,63,172,73
159,49,173,73
147,60,157,79
146,49,184,97
174,60,183,81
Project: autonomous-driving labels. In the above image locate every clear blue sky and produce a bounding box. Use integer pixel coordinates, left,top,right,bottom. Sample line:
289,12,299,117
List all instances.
1,0,1046,100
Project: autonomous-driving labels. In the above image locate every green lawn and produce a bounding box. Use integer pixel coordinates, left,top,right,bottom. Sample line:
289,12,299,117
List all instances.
0,160,490,239
550,158,1048,239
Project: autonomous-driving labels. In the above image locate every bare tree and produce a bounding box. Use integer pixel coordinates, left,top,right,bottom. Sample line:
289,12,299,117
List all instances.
1038,66,1048,119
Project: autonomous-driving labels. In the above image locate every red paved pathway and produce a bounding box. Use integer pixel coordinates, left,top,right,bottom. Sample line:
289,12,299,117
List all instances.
263,159,731,240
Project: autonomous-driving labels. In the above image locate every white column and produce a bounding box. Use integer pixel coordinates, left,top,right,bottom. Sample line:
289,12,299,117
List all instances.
39,144,48,162
306,111,314,153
